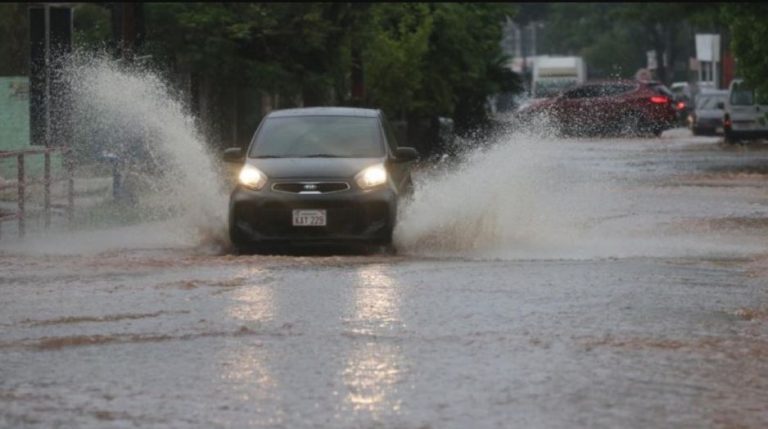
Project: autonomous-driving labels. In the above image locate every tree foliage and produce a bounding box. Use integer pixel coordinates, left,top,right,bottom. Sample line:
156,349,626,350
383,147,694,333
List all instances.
0,3,29,76
724,3,768,97
537,3,723,83
0,3,518,149
139,3,517,137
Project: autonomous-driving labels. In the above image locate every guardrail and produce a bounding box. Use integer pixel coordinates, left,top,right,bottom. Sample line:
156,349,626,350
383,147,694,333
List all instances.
0,147,74,239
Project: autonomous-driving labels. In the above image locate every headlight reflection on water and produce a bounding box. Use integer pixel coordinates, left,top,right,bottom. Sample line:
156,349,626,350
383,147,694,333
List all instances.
344,266,405,413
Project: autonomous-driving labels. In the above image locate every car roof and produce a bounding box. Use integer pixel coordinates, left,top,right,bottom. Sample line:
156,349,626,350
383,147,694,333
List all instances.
698,89,728,96
266,107,380,118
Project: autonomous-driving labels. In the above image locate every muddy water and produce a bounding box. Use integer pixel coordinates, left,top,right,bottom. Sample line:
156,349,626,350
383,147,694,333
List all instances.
2,132,768,428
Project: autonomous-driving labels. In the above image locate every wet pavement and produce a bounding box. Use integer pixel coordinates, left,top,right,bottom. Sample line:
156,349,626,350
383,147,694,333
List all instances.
2,129,768,428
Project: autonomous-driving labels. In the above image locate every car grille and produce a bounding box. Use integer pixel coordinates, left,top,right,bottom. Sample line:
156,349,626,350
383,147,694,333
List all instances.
236,201,390,237
272,182,350,194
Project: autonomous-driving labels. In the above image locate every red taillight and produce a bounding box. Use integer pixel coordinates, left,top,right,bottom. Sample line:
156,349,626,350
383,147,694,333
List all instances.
650,95,669,104
676,101,686,110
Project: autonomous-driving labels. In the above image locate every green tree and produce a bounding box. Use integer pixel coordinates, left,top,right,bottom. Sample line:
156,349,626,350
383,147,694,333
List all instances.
72,4,111,51
363,3,433,119
74,3,519,150
0,3,29,76
724,3,768,97
538,3,724,83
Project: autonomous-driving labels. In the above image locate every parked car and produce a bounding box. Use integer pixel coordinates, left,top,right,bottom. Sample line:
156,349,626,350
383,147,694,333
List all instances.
224,107,419,253
723,79,768,144
516,80,677,137
688,89,728,136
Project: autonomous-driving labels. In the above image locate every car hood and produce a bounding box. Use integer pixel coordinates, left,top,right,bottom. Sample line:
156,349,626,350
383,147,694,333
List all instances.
246,157,383,179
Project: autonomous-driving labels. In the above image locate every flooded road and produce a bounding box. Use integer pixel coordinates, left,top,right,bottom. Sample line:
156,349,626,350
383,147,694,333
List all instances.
3,130,768,428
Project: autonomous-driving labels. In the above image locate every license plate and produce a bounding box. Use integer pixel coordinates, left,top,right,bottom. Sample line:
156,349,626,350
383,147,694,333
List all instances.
292,209,327,226
715,127,723,134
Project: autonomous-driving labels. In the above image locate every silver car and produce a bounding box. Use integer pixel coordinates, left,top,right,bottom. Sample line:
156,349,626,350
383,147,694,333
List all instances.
688,90,728,136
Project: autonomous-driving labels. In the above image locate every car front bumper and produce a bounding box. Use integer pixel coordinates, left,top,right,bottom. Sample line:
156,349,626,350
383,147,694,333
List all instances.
229,185,397,245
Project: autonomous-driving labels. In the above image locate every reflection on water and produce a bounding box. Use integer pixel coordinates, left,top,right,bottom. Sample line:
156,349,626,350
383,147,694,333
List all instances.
351,265,401,334
344,266,405,413
221,270,278,413
229,271,276,323
344,342,403,412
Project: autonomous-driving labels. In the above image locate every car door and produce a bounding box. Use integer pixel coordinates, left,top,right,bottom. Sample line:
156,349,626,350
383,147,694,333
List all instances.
728,80,764,132
555,86,590,133
598,83,636,126
757,91,768,131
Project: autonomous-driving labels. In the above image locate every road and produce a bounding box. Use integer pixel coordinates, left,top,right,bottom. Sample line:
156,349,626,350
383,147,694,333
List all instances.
2,129,768,428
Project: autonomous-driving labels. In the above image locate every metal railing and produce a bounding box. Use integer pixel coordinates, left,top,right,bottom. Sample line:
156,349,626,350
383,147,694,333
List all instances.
0,147,74,239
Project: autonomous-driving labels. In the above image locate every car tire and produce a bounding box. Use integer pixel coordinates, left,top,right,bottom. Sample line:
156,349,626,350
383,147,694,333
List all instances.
623,111,644,137
365,243,397,255
228,215,252,254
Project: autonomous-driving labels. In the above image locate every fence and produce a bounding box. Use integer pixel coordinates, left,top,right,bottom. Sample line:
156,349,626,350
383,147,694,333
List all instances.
0,147,74,239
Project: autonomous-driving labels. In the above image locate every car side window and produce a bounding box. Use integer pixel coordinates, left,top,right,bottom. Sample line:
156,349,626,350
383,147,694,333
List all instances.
381,115,400,152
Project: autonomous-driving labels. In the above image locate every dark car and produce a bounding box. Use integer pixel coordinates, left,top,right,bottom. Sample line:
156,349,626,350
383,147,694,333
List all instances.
517,80,677,137
224,107,419,253
688,89,728,136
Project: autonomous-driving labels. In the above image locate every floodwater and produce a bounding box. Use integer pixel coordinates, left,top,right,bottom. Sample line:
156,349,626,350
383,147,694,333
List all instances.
2,130,768,428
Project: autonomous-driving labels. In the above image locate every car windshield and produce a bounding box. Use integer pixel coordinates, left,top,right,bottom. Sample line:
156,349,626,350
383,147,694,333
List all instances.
696,94,726,110
249,116,384,158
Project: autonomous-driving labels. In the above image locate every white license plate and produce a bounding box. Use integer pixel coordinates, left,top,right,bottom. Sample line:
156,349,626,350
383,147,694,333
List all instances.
292,209,327,226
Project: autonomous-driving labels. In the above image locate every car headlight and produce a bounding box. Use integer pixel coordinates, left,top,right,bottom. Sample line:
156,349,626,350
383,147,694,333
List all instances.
238,164,267,190
355,163,387,189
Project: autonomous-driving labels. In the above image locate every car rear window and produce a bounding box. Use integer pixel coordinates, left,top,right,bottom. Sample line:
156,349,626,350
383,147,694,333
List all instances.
249,116,384,158
696,94,726,110
730,81,755,106
650,83,674,97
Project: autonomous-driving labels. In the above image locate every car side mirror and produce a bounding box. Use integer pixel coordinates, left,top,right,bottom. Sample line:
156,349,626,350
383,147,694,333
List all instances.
394,147,419,163
223,147,244,163
716,102,725,109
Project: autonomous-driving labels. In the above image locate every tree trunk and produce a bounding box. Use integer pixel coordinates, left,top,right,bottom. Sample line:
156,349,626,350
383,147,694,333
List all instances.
351,46,364,106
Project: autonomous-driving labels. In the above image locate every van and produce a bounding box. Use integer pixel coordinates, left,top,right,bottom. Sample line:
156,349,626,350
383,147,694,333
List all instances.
723,79,768,143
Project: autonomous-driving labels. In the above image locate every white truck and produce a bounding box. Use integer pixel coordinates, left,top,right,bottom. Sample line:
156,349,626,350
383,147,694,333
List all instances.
531,56,586,99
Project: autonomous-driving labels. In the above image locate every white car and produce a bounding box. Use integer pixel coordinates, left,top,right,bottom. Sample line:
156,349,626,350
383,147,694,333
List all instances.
723,79,768,144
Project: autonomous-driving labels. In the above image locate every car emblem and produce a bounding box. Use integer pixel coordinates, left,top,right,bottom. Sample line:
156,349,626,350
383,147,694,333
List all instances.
303,184,317,190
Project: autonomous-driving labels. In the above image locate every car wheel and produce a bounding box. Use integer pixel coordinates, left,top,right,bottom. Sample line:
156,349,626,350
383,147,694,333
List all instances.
622,111,644,137
228,216,251,253
652,126,664,137
365,243,397,255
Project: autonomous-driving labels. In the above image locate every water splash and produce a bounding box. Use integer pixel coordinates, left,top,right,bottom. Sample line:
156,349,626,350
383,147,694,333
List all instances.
393,124,768,260
62,52,230,251
394,125,598,258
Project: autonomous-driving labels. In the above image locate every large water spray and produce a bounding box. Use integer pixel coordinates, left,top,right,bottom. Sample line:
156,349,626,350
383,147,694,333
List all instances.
64,53,230,250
